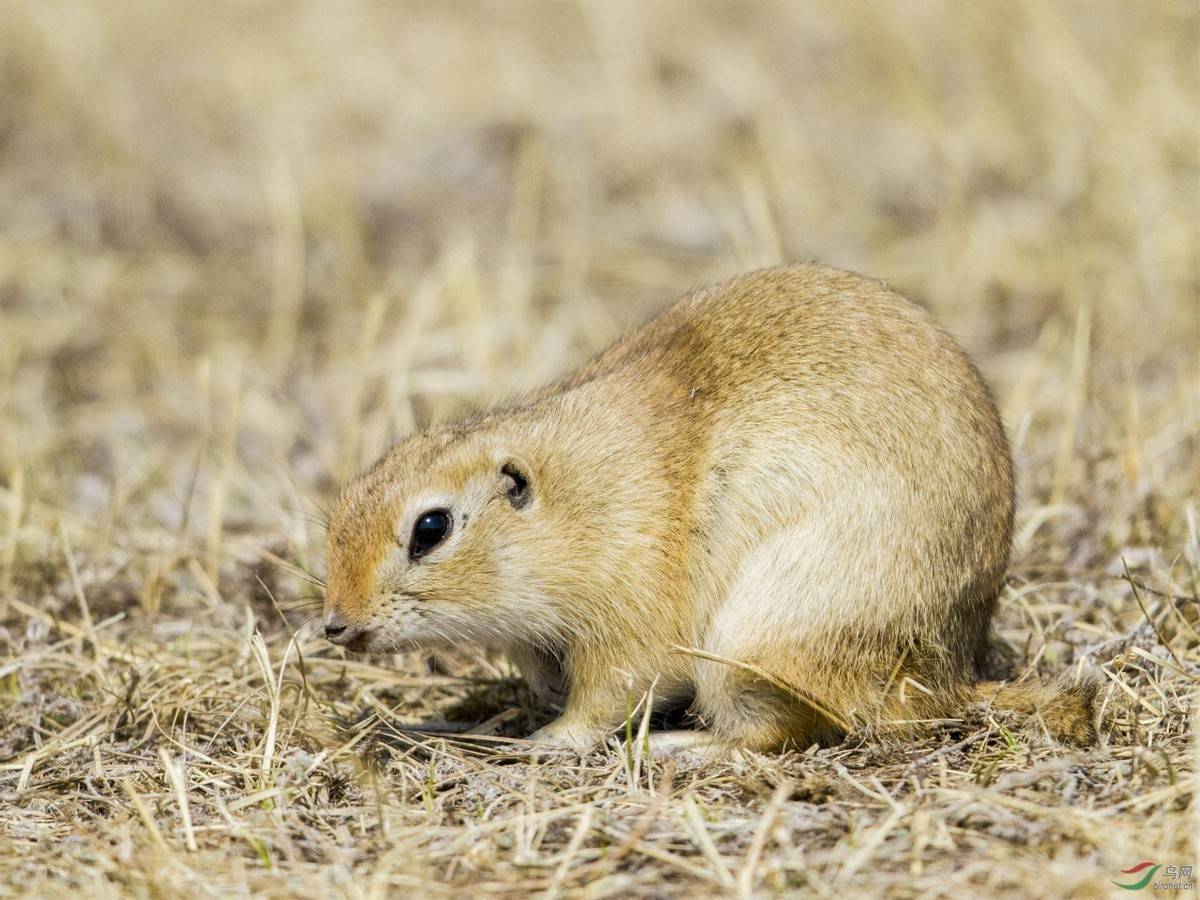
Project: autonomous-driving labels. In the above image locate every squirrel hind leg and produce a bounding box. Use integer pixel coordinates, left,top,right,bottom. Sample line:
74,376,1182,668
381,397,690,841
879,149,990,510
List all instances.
690,660,850,752
645,729,730,757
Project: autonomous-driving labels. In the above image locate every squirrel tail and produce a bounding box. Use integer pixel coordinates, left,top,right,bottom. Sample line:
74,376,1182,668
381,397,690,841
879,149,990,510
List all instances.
972,676,1099,745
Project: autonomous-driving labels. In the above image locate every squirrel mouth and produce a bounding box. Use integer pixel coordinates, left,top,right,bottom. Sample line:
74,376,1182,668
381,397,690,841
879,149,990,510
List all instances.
342,632,375,653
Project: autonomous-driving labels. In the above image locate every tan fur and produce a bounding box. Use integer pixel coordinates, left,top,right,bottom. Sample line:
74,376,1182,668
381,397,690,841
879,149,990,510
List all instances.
973,679,1098,745
323,264,1093,752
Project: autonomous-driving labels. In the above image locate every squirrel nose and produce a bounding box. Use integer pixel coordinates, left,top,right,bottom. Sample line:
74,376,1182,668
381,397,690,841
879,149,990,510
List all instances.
324,612,346,638
324,611,358,643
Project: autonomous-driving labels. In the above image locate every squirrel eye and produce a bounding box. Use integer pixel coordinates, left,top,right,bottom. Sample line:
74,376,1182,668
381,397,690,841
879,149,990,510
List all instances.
410,509,452,560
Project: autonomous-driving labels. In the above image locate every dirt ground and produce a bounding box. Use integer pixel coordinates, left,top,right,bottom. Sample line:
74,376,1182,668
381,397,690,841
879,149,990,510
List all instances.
1,1,1197,896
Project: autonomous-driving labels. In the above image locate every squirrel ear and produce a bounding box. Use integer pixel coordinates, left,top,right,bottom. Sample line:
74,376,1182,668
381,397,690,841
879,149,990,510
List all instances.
498,458,532,510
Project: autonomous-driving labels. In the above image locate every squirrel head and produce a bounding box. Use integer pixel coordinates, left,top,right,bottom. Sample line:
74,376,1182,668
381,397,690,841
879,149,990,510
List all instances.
322,427,556,654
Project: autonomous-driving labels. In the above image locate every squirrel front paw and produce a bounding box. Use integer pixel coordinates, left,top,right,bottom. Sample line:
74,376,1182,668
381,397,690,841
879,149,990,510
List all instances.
527,718,610,753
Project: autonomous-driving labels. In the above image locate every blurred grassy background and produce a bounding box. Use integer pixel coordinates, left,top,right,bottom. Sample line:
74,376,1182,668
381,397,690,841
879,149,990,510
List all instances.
2,1,1195,515
0,1,1197,895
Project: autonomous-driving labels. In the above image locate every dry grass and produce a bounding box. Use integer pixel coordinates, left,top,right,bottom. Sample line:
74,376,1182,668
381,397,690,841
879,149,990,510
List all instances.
1,0,1198,896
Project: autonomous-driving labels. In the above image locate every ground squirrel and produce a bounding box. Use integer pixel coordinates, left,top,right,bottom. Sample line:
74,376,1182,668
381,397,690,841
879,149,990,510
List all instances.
322,264,1096,752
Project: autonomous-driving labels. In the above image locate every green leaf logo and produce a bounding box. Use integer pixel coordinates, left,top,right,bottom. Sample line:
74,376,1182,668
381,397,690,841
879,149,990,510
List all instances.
1112,861,1161,891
